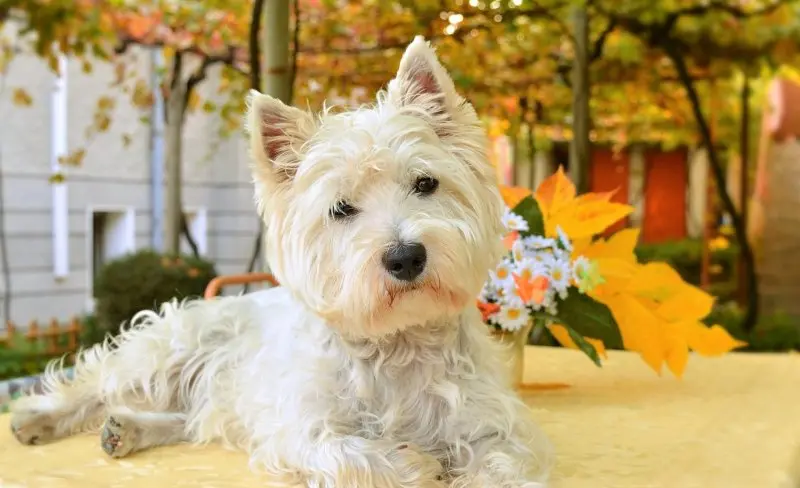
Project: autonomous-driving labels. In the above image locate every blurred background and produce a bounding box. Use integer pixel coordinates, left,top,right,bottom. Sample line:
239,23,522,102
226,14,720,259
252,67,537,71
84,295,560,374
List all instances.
0,0,799,385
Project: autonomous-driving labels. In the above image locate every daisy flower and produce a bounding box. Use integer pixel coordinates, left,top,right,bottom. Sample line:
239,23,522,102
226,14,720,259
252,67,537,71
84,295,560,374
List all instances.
490,259,514,290
523,235,556,250
502,208,529,232
555,226,573,253
510,238,527,263
547,256,572,297
495,298,530,332
573,256,604,293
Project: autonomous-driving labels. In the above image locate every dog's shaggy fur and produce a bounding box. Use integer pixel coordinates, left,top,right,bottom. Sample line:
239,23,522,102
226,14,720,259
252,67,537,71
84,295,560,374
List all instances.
9,37,553,487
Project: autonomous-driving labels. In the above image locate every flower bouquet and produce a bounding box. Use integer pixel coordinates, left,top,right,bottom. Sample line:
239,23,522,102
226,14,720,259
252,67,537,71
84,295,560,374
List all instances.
480,167,747,387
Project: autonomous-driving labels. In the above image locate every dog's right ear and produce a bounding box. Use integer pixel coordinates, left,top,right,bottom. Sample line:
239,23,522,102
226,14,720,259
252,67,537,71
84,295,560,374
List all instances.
246,90,315,185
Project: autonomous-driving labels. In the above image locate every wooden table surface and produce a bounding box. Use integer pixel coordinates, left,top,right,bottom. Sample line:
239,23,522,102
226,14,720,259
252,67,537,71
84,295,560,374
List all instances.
0,346,798,488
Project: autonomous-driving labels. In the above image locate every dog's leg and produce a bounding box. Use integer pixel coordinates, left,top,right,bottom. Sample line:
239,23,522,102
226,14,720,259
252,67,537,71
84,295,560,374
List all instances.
446,433,551,488
100,408,187,458
260,435,447,488
10,359,107,445
11,303,192,446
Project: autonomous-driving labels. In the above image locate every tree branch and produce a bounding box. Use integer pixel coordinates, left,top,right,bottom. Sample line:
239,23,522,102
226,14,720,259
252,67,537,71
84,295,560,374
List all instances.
185,46,237,94
662,37,759,333
590,19,616,62
248,0,265,93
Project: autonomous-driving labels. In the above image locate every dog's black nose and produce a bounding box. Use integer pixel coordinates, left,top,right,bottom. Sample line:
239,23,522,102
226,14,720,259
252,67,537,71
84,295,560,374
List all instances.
382,243,427,282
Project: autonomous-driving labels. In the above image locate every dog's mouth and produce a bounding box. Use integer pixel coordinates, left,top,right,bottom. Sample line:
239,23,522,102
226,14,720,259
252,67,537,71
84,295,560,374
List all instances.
382,277,464,309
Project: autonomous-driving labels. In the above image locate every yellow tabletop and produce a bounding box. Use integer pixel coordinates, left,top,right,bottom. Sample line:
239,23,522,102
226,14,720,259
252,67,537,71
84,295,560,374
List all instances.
0,346,799,488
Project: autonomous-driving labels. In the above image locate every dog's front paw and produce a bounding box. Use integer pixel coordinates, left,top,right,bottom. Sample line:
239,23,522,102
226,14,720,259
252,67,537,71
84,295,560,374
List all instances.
385,443,447,488
101,415,140,458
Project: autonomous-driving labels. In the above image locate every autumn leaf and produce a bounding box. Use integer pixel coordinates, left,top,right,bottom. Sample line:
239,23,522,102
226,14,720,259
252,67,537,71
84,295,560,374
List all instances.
655,285,715,322
499,185,532,209
48,172,66,184
600,293,666,374
535,165,575,217
547,200,634,239
625,262,686,301
11,88,33,107
685,322,748,357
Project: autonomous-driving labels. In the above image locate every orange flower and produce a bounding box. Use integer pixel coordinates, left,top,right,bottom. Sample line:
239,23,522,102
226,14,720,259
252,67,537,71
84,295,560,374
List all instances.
513,273,549,305
477,301,501,322
503,230,519,251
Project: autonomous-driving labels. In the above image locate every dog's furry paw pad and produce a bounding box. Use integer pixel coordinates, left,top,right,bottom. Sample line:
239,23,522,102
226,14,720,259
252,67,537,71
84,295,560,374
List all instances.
101,415,139,458
10,408,56,445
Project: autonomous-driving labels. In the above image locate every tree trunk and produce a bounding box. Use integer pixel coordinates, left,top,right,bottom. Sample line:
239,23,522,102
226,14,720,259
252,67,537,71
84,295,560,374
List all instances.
263,0,292,101
663,40,759,332
164,82,187,255
260,0,292,272
737,76,750,304
569,6,591,193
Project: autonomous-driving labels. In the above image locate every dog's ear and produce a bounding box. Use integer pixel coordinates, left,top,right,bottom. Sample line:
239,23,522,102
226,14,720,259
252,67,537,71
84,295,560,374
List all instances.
247,90,315,184
388,36,461,135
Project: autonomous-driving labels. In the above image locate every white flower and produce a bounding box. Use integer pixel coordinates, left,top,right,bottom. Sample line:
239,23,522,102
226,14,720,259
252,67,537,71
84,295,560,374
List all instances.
523,235,556,250
555,226,573,252
547,256,572,296
513,257,547,283
496,298,530,332
510,238,527,263
490,259,514,289
479,280,496,302
502,209,529,232
572,255,604,293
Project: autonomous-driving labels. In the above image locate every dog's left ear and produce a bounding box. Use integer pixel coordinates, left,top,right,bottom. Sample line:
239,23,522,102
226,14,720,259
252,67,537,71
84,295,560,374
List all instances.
388,36,462,135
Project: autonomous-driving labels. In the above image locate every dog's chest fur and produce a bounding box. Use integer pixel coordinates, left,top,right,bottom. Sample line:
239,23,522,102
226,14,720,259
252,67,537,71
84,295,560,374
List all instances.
336,319,474,448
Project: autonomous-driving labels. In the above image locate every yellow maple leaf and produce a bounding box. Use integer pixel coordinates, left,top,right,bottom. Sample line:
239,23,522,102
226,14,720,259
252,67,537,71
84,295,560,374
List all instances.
655,285,715,322
547,200,634,239
548,324,608,359
499,185,532,209
625,262,686,301
535,166,575,217
600,293,666,374
685,322,748,357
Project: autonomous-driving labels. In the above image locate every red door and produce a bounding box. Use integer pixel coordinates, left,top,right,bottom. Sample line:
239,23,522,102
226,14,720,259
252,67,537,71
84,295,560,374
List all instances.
591,148,630,235
642,149,688,243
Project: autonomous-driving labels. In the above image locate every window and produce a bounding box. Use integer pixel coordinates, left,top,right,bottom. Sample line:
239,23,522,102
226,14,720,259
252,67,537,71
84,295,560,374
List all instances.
182,208,207,255
90,209,135,279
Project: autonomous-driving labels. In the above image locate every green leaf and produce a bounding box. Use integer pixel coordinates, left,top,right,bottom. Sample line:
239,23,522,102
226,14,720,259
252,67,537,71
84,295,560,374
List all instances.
557,287,623,349
564,324,603,367
512,195,545,236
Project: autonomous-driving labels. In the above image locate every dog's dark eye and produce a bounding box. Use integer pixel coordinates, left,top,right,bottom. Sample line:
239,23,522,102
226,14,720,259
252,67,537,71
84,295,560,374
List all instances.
330,201,359,220
413,176,439,195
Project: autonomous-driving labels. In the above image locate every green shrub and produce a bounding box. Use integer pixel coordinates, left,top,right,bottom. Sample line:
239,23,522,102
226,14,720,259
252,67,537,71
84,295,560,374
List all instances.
635,238,738,285
0,336,55,381
93,250,217,338
705,302,800,352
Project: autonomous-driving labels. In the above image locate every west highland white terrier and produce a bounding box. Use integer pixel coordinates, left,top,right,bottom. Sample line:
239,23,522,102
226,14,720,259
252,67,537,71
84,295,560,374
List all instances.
9,37,552,487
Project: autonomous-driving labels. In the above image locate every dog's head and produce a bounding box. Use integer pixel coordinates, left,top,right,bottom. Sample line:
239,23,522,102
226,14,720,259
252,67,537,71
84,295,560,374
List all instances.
246,37,505,339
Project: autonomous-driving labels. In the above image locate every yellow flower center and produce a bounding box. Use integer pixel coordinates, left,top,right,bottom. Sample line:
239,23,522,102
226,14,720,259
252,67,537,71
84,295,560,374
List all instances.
497,268,509,280
507,308,521,320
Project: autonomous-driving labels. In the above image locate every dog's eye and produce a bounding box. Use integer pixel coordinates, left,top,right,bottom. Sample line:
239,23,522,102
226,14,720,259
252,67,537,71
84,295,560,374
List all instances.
413,176,439,195
330,201,359,220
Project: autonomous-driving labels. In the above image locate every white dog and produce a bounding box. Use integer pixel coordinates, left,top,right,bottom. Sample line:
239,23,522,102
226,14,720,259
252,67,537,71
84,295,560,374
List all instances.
9,37,552,487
